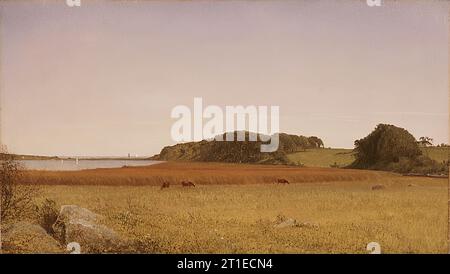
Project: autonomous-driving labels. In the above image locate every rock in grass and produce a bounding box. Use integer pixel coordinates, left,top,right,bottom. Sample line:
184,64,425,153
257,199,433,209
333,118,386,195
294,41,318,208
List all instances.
273,218,320,229
297,222,320,229
52,205,123,253
273,218,297,228
1,222,64,254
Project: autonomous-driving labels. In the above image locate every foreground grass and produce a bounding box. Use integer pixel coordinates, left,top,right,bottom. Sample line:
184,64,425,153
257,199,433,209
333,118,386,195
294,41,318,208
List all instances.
36,177,447,254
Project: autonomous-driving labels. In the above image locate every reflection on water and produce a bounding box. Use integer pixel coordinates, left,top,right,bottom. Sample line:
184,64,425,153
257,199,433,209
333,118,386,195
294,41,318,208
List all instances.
19,159,162,171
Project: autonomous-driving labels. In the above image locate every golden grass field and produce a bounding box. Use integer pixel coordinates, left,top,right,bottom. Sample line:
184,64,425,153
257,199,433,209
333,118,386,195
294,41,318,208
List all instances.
24,162,391,186
23,161,449,254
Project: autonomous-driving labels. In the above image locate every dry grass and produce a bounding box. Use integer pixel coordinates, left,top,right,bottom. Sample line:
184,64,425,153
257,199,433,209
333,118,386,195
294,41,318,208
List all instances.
23,161,394,186
28,164,448,253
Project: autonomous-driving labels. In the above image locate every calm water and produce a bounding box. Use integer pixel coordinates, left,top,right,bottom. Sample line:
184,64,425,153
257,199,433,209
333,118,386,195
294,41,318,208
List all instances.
19,159,162,171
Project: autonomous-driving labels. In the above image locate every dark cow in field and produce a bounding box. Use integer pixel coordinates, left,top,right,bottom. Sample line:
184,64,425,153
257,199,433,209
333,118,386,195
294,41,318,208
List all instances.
181,181,196,187
371,184,385,191
276,178,290,185
160,181,170,190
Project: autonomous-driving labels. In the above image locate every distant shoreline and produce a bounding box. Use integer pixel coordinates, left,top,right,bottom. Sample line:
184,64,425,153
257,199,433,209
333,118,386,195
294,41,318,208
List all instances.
2,154,151,161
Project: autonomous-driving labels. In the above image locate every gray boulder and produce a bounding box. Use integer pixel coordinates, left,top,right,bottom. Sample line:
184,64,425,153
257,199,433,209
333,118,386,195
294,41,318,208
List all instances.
52,205,123,253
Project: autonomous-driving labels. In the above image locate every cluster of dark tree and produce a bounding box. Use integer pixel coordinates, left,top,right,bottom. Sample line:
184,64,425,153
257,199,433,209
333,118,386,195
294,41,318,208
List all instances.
277,133,324,153
151,131,324,165
348,124,448,175
416,137,449,147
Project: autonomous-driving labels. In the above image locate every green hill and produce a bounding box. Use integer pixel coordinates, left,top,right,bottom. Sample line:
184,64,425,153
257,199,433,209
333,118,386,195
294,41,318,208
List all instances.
287,148,354,168
150,128,448,169
150,131,324,165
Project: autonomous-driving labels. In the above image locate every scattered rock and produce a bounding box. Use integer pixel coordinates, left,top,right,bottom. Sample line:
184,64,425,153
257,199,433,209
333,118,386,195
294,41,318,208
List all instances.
371,184,385,190
273,218,297,229
1,222,64,254
297,221,320,229
52,205,124,253
273,218,319,229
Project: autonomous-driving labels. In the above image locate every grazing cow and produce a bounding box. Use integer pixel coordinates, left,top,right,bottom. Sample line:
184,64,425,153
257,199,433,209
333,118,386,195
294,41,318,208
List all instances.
181,181,196,187
160,182,170,190
277,178,290,184
371,184,385,190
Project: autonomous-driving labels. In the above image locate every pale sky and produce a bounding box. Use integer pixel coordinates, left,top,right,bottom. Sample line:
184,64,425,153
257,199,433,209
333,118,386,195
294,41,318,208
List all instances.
0,0,448,157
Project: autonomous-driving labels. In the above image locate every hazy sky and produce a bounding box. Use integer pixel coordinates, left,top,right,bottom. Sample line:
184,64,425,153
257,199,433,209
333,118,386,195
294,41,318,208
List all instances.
0,0,448,157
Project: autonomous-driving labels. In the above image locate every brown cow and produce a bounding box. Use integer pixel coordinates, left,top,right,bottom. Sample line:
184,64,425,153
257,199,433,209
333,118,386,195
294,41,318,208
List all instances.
371,184,385,191
181,181,196,187
276,178,290,184
160,181,170,190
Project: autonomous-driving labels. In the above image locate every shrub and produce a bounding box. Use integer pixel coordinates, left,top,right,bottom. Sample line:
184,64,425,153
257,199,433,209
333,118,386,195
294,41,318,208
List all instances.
1,150,38,222
36,198,59,234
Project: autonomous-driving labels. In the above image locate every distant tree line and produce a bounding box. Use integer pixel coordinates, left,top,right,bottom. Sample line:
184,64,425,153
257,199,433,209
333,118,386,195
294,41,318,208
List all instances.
152,131,325,165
